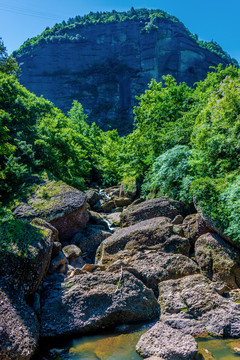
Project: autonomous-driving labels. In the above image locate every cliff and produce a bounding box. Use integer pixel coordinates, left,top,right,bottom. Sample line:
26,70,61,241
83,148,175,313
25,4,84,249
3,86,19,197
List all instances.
14,10,236,134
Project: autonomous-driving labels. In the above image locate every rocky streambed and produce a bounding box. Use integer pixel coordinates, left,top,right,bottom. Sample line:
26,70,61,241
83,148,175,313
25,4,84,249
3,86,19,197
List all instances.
1,178,240,360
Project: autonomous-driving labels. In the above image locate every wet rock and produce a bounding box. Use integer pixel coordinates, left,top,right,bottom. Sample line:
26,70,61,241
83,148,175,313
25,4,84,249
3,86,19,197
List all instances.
229,340,240,354
85,190,101,208
198,347,215,360
195,233,240,289
120,197,187,227
104,186,120,198
136,321,198,360
40,271,159,337
0,282,39,360
88,211,109,229
159,274,240,337
72,226,111,262
96,217,190,266
106,212,122,227
101,200,115,213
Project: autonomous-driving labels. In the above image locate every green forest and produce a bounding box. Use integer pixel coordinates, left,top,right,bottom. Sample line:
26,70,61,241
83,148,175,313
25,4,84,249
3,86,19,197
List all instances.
14,9,237,66
1,36,240,246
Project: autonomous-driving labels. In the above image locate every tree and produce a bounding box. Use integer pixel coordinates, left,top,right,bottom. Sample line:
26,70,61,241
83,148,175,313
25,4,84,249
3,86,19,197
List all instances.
0,38,19,76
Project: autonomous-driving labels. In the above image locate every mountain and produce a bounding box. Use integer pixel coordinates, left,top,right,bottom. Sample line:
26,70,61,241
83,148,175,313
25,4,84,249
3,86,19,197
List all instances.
14,9,237,134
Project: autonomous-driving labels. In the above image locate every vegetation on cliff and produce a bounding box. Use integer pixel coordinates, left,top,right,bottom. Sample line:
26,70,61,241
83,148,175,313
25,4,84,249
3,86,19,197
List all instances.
1,35,240,244
13,9,238,66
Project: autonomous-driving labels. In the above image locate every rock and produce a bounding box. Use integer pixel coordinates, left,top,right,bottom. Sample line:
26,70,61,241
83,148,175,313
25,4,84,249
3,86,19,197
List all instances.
62,244,82,261
228,289,240,302
120,197,187,227
101,200,115,213
59,264,66,274
114,197,132,207
136,321,198,360
0,282,39,360
193,199,239,249
39,271,159,337
13,177,89,241
104,186,120,198
122,251,199,296
172,214,184,225
228,340,240,354
15,16,231,135
31,218,59,242
70,256,86,269
197,347,215,360
51,241,62,258
48,251,68,274
85,190,101,208
182,213,209,245
72,226,111,262
0,218,54,296
81,264,106,272
88,211,110,229
114,207,123,212
33,292,41,315
96,217,190,266
106,212,122,227
195,233,240,289
158,274,240,337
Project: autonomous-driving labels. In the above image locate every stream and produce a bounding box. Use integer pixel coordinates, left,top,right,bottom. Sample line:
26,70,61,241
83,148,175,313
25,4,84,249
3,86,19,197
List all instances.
40,324,240,360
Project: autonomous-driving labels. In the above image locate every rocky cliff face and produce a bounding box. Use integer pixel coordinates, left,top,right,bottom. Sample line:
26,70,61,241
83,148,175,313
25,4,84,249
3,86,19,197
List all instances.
15,18,231,134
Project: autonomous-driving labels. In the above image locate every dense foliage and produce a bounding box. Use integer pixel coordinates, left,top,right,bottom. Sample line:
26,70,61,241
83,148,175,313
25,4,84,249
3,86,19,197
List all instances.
2,35,240,244
13,9,237,66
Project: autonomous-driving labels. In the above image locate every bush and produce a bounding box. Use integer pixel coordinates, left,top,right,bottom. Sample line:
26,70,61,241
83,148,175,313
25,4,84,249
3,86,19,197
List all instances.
142,145,192,202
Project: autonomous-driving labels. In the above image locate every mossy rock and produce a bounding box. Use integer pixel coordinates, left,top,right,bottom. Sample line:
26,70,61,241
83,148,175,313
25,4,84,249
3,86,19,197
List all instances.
13,172,86,221
12,171,88,240
0,217,54,295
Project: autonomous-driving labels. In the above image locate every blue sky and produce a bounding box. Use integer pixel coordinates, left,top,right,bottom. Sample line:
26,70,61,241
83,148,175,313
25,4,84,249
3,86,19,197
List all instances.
1,0,239,63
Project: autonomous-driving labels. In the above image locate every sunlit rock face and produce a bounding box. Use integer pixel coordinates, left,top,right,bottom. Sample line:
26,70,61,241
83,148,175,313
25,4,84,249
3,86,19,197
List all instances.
15,18,229,134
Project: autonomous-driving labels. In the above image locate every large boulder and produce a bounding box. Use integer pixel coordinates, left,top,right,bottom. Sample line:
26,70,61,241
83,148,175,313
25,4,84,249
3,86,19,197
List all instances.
13,177,89,241
39,271,159,337
0,218,54,296
0,283,39,360
182,213,209,245
72,226,111,262
116,251,199,296
195,232,240,289
136,321,198,360
96,217,190,266
85,189,101,208
159,274,240,337
120,197,187,227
